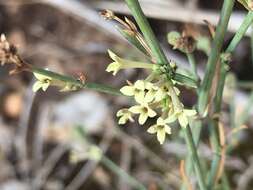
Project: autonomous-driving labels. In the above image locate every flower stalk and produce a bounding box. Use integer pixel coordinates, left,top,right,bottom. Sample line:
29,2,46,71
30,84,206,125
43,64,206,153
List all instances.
32,67,122,96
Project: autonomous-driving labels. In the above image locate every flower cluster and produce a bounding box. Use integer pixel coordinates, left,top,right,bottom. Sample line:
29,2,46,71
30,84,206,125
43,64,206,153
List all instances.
106,50,197,144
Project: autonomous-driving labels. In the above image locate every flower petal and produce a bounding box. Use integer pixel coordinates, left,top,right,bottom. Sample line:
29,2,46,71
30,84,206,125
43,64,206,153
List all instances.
120,86,135,96
147,108,156,118
33,72,51,81
164,125,172,134
157,117,165,126
108,49,117,61
135,91,145,103
157,129,166,144
118,116,127,125
138,113,148,125
155,89,166,102
178,113,188,128
134,80,145,90
145,89,156,103
106,62,120,75
42,82,50,91
147,125,157,134
32,81,43,92
116,109,124,117
184,109,197,116
129,105,142,114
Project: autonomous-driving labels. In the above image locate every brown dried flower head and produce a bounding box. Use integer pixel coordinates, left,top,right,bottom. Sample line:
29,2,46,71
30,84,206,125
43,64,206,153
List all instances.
100,10,115,20
0,34,30,74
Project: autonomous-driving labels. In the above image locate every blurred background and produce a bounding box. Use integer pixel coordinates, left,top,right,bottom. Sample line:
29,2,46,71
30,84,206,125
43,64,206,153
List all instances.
0,0,253,190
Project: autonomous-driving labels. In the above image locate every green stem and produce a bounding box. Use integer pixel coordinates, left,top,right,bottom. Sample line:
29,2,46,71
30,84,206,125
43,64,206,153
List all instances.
183,126,206,190
186,53,199,82
207,120,221,190
101,156,146,190
207,11,253,190
31,67,122,96
124,0,171,73
198,0,235,115
226,11,253,53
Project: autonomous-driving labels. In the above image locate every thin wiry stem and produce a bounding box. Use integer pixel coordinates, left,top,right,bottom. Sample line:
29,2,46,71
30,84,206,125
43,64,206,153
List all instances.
198,0,235,115
186,53,199,83
124,0,171,68
208,11,253,189
31,67,122,96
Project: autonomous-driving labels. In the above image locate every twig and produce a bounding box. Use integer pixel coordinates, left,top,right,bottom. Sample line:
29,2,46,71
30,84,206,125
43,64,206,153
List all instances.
118,141,131,190
15,80,36,181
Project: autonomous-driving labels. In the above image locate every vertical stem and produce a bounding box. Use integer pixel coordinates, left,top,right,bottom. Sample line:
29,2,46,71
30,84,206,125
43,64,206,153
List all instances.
183,126,206,190
187,53,199,82
124,0,172,74
226,11,253,53
207,11,253,189
207,120,221,189
198,0,235,114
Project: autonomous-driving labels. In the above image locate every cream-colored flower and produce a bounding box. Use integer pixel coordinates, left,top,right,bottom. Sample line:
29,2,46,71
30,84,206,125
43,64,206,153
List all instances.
155,83,180,102
176,108,197,128
106,50,122,75
32,72,52,92
116,109,134,124
129,101,156,125
144,84,158,102
120,80,153,102
106,50,154,76
147,117,172,144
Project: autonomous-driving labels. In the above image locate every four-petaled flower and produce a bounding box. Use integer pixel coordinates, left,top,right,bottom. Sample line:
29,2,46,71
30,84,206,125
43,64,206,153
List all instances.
175,108,197,128
147,117,173,144
117,109,134,125
129,100,156,125
106,50,155,76
155,83,180,102
120,80,153,102
106,50,123,75
32,72,52,92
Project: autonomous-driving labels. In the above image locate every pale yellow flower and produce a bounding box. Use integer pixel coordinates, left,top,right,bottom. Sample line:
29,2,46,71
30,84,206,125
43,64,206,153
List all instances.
106,50,154,75
176,108,197,128
106,50,122,75
120,80,153,102
147,117,172,144
32,72,52,92
116,109,134,124
155,83,180,101
144,84,158,102
129,101,156,125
